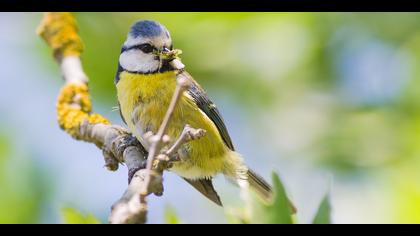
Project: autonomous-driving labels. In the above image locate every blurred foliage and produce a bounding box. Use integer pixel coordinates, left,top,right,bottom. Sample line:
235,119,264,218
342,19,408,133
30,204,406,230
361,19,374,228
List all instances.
226,173,330,224
313,194,332,224
0,134,8,168
61,208,101,224
390,166,420,224
0,132,48,223
248,173,294,224
164,206,181,224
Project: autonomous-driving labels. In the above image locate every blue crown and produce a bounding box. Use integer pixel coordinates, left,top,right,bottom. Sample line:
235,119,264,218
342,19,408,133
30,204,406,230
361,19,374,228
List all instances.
130,20,164,38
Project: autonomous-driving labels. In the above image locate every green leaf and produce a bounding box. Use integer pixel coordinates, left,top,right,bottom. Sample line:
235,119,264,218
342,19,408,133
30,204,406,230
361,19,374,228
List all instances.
250,173,293,224
312,193,332,224
164,206,181,224
61,208,101,224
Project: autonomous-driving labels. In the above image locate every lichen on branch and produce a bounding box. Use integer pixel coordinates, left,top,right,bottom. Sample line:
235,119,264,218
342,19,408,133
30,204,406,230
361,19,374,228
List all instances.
37,12,84,61
57,83,110,140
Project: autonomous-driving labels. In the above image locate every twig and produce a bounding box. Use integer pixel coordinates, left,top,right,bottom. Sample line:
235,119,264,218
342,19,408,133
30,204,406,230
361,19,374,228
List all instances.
140,76,191,195
108,124,207,224
165,125,206,158
109,126,208,223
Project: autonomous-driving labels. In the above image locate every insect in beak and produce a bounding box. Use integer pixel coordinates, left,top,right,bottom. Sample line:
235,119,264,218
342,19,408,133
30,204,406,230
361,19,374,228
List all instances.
156,47,172,72
154,47,170,60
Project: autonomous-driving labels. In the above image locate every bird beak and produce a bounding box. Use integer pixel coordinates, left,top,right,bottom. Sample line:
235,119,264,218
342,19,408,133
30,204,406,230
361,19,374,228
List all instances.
156,47,174,72
160,47,174,63
155,47,171,60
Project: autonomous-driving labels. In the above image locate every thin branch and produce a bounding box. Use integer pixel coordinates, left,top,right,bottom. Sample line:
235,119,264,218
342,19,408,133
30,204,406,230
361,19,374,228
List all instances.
165,125,206,158
140,76,191,196
108,123,207,224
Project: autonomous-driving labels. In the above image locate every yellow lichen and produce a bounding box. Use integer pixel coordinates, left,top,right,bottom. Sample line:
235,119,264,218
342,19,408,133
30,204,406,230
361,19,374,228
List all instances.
37,12,109,139
37,12,84,60
57,83,110,139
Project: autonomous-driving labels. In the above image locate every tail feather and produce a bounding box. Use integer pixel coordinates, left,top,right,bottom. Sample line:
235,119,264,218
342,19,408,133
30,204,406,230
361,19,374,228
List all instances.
247,169,272,199
183,177,223,207
247,169,297,214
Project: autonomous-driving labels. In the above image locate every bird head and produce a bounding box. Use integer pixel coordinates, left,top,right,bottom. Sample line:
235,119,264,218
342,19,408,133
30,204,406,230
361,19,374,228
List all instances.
119,20,175,74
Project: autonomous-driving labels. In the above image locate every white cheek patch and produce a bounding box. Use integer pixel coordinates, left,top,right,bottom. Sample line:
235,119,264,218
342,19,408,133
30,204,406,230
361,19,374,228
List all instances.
119,50,159,73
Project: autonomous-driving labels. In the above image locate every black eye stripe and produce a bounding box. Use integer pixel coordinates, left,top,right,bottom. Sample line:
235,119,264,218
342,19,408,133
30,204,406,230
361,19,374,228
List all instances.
124,43,156,54
138,43,155,53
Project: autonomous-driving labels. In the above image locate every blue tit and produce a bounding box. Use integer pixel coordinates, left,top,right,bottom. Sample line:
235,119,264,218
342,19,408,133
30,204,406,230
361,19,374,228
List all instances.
115,20,295,212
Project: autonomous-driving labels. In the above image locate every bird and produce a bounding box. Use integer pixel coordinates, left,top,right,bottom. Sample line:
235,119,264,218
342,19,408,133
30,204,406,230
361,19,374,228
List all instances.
115,20,295,212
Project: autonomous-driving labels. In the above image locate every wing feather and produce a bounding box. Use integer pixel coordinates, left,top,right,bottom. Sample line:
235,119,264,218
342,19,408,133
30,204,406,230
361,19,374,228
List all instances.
186,74,235,151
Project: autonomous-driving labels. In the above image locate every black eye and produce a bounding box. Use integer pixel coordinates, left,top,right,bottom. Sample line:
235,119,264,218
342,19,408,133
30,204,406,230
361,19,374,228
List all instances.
138,43,154,54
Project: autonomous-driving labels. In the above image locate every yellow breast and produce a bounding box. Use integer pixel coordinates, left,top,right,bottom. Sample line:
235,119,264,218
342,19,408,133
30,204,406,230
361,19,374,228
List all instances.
116,71,231,179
